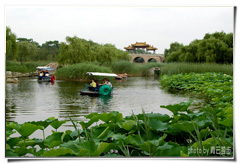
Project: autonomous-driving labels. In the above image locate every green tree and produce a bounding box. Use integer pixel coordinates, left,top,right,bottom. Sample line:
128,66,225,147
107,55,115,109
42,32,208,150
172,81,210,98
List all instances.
6,26,18,60
165,51,181,62
56,36,130,65
17,37,40,48
223,33,233,63
165,32,233,64
39,40,60,61
16,41,37,65
56,36,90,65
17,38,41,61
197,36,229,63
96,44,117,66
164,42,184,58
183,40,199,62
201,32,233,64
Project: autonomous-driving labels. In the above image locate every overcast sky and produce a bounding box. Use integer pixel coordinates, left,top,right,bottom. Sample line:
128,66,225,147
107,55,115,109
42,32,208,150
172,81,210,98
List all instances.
5,6,233,54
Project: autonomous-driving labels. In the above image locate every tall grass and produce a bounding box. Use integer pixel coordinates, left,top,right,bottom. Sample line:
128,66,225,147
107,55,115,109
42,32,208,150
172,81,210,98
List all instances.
6,61,51,73
111,61,163,76
55,63,112,80
160,63,233,76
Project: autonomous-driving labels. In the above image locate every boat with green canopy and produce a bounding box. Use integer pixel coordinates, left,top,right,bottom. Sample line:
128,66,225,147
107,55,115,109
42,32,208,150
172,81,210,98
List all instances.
80,72,118,96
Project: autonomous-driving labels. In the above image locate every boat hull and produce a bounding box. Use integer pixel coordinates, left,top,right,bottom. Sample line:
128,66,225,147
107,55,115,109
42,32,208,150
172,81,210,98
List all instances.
80,90,100,96
38,76,51,82
115,76,123,80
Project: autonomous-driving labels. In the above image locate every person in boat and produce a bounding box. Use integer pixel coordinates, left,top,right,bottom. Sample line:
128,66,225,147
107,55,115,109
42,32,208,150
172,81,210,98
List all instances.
99,78,112,87
95,81,100,90
38,71,44,80
106,79,112,88
41,71,46,77
89,79,97,91
45,70,50,76
99,78,107,86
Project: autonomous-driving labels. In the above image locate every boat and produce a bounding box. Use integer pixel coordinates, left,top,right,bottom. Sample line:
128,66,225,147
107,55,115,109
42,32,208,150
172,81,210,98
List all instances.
80,72,118,96
115,73,128,80
36,66,54,82
115,76,123,80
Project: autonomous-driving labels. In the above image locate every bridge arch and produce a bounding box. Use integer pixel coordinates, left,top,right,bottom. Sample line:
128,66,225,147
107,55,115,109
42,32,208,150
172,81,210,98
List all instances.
148,58,157,62
133,57,145,63
130,54,165,63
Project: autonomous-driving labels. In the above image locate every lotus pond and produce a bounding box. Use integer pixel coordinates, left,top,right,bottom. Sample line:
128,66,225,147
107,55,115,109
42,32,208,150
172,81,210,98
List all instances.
6,73,233,157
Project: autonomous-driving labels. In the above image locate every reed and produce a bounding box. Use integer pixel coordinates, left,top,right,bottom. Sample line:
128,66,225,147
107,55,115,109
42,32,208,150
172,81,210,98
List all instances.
111,61,163,76
160,63,233,76
6,61,51,73
55,63,112,80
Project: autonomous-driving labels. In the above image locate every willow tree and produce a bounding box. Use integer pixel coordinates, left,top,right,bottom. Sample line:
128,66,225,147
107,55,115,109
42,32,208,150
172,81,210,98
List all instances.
96,44,117,66
6,26,18,60
57,36,130,66
56,36,92,65
96,44,130,66
17,41,37,65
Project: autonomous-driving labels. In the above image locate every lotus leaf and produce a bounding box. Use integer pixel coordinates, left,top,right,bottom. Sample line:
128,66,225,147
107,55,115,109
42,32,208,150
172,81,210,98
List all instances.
44,132,63,148
42,147,75,157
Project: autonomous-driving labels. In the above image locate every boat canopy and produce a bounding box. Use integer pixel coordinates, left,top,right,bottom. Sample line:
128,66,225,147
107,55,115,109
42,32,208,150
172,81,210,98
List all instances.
86,72,118,77
36,66,54,71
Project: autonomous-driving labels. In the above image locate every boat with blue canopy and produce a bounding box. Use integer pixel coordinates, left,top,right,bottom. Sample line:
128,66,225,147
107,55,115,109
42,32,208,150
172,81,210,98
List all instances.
80,72,118,96
36,66,54,82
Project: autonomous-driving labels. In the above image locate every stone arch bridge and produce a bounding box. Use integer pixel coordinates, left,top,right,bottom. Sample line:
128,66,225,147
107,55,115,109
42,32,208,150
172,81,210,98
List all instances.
130,54,165,63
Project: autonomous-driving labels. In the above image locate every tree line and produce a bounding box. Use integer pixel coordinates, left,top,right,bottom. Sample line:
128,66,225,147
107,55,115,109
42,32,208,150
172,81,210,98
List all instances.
6,27,60,64
56,36,130,66
6,26,130,66
164,31,233,64
6,26,233,65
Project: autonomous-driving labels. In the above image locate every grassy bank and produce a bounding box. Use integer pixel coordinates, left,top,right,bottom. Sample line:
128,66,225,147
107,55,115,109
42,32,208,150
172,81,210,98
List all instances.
6,61,51,73
160,63,233,76
55,63,113,80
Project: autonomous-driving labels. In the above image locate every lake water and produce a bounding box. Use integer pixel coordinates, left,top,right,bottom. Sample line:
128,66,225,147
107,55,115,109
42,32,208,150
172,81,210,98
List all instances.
6,77,198,136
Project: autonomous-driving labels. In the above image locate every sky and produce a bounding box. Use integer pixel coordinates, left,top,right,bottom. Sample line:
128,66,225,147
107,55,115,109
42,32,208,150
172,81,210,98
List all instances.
5,6,233,54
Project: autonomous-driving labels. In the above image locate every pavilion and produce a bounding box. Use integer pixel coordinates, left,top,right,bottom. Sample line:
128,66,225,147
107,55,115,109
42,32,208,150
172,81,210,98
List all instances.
124,42,158,54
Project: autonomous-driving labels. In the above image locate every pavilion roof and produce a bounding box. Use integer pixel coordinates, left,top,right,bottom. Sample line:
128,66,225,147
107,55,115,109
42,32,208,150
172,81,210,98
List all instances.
131,42,150,47
124,42,158,51
146,45,158,50
124,45,134,50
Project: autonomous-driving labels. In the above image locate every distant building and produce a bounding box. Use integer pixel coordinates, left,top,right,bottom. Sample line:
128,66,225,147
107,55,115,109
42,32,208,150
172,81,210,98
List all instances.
124,42,158,54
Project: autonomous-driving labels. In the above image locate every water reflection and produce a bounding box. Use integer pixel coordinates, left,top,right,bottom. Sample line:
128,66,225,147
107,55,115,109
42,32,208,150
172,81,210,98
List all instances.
99,95,112,105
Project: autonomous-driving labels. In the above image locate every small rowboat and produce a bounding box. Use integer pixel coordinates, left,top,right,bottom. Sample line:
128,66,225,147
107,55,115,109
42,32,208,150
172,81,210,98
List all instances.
115,73,128,80
38,76,51,82
36,66,54,82
80,72,117,96
115,76,123,80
